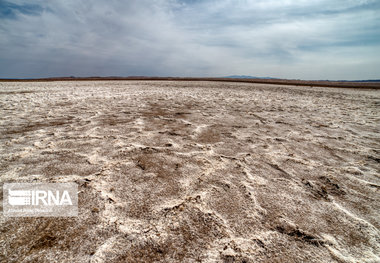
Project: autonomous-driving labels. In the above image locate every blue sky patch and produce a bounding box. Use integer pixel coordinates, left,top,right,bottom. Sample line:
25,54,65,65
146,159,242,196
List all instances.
0,1,44,19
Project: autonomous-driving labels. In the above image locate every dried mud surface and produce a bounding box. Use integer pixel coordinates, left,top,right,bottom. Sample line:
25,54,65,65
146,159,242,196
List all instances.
0,81,379,262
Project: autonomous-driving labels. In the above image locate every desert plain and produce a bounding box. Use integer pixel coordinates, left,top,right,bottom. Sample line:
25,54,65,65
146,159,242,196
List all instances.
0,80,379,262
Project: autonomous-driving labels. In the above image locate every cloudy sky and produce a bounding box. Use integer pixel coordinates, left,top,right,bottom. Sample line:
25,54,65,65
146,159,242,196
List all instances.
0,0,379,80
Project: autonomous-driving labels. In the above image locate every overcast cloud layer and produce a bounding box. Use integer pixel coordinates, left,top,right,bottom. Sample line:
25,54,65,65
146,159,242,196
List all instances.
0,0,379,80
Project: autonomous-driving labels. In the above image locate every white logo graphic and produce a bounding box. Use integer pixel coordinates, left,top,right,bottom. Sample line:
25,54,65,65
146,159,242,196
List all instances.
3,183,78,217
8,189,32,205
8,189,72,206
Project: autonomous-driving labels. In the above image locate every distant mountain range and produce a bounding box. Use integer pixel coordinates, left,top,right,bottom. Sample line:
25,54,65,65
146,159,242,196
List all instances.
223,75,380,82
224,75,277,79
338,79,380,82
4,75,377,82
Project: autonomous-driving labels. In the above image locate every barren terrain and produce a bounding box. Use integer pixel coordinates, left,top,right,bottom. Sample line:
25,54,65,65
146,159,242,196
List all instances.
0,81,379,262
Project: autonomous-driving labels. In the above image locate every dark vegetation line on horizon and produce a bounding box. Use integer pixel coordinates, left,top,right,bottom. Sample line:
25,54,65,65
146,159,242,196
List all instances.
1,76,380,89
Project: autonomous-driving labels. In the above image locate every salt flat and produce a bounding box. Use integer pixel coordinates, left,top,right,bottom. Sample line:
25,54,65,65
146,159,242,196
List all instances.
0,81,379,262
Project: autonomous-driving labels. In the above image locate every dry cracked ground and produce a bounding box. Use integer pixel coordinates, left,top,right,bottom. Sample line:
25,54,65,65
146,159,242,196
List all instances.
0,81,379,263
